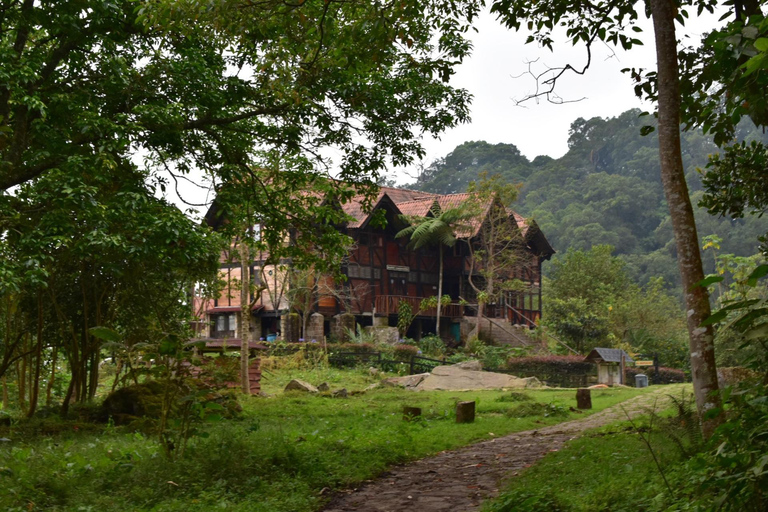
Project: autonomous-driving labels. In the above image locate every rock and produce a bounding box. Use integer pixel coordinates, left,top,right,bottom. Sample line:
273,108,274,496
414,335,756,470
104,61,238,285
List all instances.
588,384,609,389
365,383,380,391
333,388,348,398
520,377,544,389
369,367,380,376
451,360,483,371
416,365,531,391
284,379,319,393
382,373,430,390
317,382,330,392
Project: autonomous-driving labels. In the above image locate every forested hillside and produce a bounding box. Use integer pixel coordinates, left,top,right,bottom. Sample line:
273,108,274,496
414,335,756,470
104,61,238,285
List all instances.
407,109,768,288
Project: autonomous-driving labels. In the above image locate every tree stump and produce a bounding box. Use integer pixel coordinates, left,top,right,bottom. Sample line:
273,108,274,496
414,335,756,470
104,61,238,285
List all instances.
403,406,422,421
455,401,476,423
576,388,592,410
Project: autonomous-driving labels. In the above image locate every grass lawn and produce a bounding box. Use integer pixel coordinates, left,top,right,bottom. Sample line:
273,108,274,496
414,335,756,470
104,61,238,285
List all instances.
484,386,697,512
1,367,652,512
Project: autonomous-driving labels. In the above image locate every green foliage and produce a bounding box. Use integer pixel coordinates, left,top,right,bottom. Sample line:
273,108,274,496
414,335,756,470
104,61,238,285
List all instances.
344,324,376,345
542,245,689,363
506,401,569,418
418,335,446,357
485,490,571,512
392,344,420,361
397,300,415,339
672,384,768,511
409,112,768,291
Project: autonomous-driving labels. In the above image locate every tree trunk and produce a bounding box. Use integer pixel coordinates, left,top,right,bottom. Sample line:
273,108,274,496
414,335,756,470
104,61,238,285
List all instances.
436,247,443,337
46,345,58,405
650,0,722,437
1,376,8,410
239,242,251,395
27,293,44,417
17,350,26,411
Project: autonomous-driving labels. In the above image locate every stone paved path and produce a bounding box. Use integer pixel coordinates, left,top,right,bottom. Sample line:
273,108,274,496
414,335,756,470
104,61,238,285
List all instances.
322,385,685,512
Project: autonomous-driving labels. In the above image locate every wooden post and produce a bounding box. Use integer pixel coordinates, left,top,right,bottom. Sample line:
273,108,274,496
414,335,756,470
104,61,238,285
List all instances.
456,401,475,423
403,407,422,421
576,388,592,410
620,354,626,385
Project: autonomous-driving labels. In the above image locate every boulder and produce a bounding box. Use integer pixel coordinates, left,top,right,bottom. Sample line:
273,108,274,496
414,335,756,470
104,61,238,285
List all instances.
382,373,430,390
416,365,532,391
284,379,318,393
333,388,348,398
317,382,330,392
451,360,483,371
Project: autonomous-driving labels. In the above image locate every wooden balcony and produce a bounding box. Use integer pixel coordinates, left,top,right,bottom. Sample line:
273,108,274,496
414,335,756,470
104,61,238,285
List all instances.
374,295,463,318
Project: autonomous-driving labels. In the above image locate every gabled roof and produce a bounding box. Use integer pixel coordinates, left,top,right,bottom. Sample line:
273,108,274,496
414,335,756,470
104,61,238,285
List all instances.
203,178,554,260
585,348,634,364
397,198,438,218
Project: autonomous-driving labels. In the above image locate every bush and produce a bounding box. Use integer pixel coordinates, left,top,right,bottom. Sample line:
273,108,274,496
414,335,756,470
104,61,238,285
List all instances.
502,355,595,388
625,366,685,385
506,402,569,418
495,392,533,403
418,335,446,357
332,343,378,354
505,355,594,375
674,383,768,511
392,344,419,361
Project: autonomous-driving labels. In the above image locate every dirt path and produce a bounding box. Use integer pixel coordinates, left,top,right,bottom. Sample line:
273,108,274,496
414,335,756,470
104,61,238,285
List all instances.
322,385,685,512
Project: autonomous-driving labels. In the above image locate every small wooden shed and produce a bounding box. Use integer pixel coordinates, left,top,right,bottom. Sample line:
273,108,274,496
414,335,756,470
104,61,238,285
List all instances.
585,348,634,386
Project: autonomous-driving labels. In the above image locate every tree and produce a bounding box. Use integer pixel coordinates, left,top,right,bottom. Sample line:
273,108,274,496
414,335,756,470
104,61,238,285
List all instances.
544,245,627,352
396,202,473,336
1,0,482,410
0,164,222,415
490,0,723,436
464,173,529,333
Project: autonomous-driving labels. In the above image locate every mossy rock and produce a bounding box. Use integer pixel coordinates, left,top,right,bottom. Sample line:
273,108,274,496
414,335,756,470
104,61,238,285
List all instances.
100,381,243,425
99,380,168,424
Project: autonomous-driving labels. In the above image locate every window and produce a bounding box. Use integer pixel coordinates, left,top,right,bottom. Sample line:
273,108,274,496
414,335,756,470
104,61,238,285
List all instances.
212,313,238,338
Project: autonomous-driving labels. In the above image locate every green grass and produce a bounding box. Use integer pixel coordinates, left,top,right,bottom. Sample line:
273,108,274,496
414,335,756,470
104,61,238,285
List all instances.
483,407,694,512
0,367,652,512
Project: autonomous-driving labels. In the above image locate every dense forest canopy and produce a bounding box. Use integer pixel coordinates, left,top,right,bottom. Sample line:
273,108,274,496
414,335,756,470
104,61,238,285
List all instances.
408,109,768,290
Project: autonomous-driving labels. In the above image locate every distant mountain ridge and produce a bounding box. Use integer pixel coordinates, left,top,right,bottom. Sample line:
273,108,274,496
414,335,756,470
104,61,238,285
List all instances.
406,109,768,289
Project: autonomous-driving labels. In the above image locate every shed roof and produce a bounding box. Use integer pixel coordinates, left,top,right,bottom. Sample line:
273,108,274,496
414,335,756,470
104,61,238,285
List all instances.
585,348,634,364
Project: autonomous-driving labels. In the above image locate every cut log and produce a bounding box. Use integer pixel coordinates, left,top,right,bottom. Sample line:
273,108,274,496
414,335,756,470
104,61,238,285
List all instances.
576,388,592,410
403,406,422,421
455,401,476,423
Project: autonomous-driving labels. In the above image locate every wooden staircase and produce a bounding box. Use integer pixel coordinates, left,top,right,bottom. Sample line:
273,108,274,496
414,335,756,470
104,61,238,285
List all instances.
472,316,538,348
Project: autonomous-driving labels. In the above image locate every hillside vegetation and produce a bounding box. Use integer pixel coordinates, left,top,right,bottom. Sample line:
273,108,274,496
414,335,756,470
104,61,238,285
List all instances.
408,109,768,289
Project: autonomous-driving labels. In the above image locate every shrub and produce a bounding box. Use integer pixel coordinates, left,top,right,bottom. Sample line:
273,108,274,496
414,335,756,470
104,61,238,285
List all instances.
495,392,533,403
393,344,419,361
464,336,487,357
418,335,446,357
504,355,594,388
505,402,569,419
333,343,378,354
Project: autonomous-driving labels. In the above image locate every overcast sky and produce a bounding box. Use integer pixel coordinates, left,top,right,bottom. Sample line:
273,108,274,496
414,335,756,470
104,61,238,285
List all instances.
388,7,721,184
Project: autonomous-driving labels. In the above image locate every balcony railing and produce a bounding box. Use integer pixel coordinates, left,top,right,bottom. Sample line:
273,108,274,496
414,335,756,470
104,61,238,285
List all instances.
374,295,463,318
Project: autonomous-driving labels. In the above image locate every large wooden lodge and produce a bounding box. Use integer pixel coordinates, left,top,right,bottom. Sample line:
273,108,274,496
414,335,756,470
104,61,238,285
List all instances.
195,185,554,346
